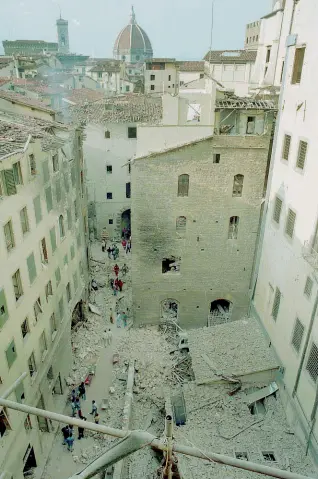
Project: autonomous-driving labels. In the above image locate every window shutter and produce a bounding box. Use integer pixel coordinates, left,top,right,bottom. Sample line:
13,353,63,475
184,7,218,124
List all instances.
291,318,304,353
67,208,72,230
296,141,307,170
285,209,296,238
306,343,318,382
71,165,76,186
304,277,313,298
282,135,291,161
45,186,53,212
71,244,75,259
33,196,42,224
42,160,50,183
271,287,281,321
3,169,17,195
27,253,37,284
6,340,17,368
0,288,9,329
55,267,61,285
273,197,282,223
50,227,57,253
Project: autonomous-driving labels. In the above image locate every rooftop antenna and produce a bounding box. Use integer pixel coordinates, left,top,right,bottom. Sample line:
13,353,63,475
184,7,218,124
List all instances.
208,0,215,65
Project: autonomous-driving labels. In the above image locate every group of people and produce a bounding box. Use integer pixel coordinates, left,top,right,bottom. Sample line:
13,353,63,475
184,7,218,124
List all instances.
106,244,119,260
110,263,128,296
121,238,131,254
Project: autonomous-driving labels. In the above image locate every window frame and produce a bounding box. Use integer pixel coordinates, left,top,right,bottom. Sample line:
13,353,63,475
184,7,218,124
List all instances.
285,208,296,239
291,46,306,85
12,269,23,302
20,207,30,235
21,317,30,340
128,127,137,139
177,174,189,197
4,220,15,251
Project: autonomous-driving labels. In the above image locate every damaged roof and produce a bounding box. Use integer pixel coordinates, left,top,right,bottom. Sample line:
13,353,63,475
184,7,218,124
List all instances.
0,110,69,158
89,60,121,73
203,50,257,63
178,61,205,72
0,90,55,114
215,97,277,110
69,93,162,125
64,88,105,105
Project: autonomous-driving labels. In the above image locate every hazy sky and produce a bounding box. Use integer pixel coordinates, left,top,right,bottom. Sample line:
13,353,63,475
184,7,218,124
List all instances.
0,0,272,59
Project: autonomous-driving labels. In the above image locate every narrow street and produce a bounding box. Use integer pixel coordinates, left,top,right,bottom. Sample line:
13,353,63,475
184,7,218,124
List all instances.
40,241,132,479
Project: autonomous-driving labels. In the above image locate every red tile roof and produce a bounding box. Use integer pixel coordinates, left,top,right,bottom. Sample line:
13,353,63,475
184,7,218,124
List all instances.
203,50,257,63
64,88,105,105
0,90,55,113
178,61,205,72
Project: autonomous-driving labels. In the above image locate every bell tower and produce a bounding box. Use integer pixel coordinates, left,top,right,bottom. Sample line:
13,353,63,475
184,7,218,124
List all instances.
56,16,69,54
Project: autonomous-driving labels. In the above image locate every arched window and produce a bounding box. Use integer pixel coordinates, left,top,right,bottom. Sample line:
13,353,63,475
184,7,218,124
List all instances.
232,174,244,197
228,216,239,239
178,174,189,197
59,215,65,239
176,216,186,237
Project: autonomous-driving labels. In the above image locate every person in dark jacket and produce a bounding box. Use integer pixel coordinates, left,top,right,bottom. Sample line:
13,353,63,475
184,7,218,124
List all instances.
78,417,86,440
78,382,86,400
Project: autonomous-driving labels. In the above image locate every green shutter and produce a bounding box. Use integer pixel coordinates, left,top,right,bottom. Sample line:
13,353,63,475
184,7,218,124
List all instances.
45,186,53,212
64,173,69,192
71,244,75,259
55,179,61,203
67,208,72,230
64,254,68,266
42,160,50,183
6,339,17,368
71,165,76,186
0,288,9,329
73,272,78,292
77,233,81,248
55,267,61,285
3,169,17,195
59,297,64,320
33,196,42,224
27,252,37,284
50,227,57,252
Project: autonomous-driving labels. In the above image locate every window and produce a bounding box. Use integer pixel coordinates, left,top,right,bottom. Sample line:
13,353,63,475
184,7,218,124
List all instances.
128,127,137,139
47,366,54,382
64,173,69,192
291,318,305,353
280,60,285,83
52,153,59,172
55,267,61,286
21,318,30,339
66,282,72,303
246,116,255,134
27,253,37,284
168,75,171,81
306,343,318,382
59,215,65,239
282,134,291,161
13,161,23,185
125,85,130,92
67,208,72,230
292,47,305,84
105,130,110,139
285,208,296,238
50,227,57,253
50,313,57,340
150,85,155,91
0,288,9,329
273,197,283,224
176,216,186,237
12,269,23,301
36,396,48,431
162,257,181,273
2,169,17,195
33,297,42,321
70,244,75,260
29,154,36,176
150,74,155,80
232,174,244,197
228,216,239,239
106,165,112,173
296,140,308,170
266,46,271,63
128,163,131,174
28,352,37,377
262,452,277,463
4,220,15,251
178,174,189,197
64,254,68,266
74,200,78,221
98,71,102,78
0,409,11,437
42,160,50,183
200,73,204,79
304,277,313,298
271,287,281,321
213,154,220,164
55,178,61,203
73,272,78,292
126,182,131,198
33,195,42,224
20,207,30,234
107,192,113,200
24,415,32,431
40,238,48,263
39,331,48,359
6,340,17,368
45,281,53,301
59,297,64,321
109,219,113,224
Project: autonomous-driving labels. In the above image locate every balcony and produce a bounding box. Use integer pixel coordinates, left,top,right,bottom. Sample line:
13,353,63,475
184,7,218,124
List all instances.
303,241,318,269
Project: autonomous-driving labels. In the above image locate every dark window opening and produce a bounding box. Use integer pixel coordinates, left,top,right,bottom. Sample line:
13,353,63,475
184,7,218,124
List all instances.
228,216,239,239
178,174,189,197
109,219,113,225
249,398,266,416
105,130,110,139
106,192,113,199
0,409,11,437
150,85,155,91
232,174,244,197
262,452,277,462
162,257,181,274
150,74,155,80
235,452,248,461
213,153,220,164
246,116,255,134
200,73,204,79
128,127,137,139
106,165,112,173
126,182,131,198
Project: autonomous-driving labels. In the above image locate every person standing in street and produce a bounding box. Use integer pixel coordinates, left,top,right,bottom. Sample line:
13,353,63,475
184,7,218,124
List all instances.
108,328,113,345
78,382,86,400
117,279,124,292
78,417,86,440
101,239,106,252
122,264,128,276
94,411,100,424
103,329,109,347
90,400,97,415
62,425,70,445
122,312,128,328
116,312,122,328
107,246,112,259
114,264,119,276
66,434,74,452
110,308,114,324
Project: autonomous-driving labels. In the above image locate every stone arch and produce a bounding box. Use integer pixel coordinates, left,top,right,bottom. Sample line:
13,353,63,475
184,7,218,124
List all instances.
208,299,233,326
71,300,84,328
161,299,179,322
114,207,131,240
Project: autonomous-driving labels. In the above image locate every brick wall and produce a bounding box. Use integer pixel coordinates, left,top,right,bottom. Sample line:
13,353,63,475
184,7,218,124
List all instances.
131,132,272,328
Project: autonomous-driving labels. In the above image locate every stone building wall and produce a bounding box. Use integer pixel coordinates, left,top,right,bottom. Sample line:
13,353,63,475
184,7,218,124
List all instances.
131,132,273,328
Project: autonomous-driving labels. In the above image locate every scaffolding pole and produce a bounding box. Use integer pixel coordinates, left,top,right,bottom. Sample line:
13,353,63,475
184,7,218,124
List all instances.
0,397,315,479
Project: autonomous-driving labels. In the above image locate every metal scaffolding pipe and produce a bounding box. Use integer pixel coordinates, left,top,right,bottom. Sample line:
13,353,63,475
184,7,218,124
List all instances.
1,372,27,399
0,397,315,479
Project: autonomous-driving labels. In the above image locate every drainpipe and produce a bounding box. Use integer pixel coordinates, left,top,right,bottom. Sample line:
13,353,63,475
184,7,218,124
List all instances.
248,0,299,314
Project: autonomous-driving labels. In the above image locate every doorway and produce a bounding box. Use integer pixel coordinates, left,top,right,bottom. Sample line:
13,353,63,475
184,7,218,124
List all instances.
121,209,131,238
23,445,37,477
161,299,179,322
208,299,233,326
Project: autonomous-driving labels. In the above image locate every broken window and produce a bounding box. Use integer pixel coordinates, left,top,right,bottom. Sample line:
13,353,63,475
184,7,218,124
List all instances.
162,257,181,274
12,269,23,301
24,415,32,431
34,297,42,321
235,452,249,461
178,174,189,197
161,299,178,321
249,398,266,415
176,216,186,237
292,47,305,84
213,153,220,164
0,409,11,437
228,216,239,239
262,452,277,462
232,174,244,197
208,299,232,326
21,318,30,339
29,154,36,176
246,116,255,134
45,281,53,302
28,352,37,377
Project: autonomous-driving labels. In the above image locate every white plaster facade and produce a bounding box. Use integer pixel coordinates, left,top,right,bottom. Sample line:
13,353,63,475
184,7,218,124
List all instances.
244,20,261,50
144,59,178,95
252,0,318,463
85,122,134,239
0,113,89,477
